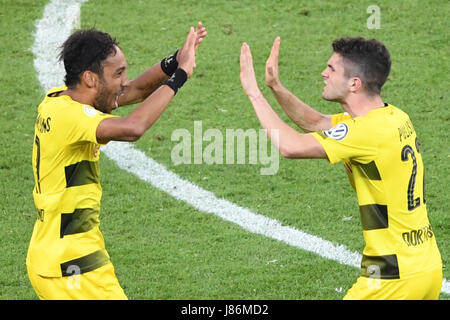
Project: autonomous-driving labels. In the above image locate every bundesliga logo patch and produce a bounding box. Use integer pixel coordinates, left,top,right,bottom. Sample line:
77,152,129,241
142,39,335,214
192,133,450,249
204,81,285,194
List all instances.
323,123,349,141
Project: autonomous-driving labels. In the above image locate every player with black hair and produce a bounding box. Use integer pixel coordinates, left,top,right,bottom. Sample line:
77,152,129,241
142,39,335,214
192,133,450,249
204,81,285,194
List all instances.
240,36,442,300
27,23,206,299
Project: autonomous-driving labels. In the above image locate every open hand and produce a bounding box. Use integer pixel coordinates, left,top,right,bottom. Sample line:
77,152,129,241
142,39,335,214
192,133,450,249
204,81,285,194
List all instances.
265,37,281,89
177,27,197,78
194,21,207,51
240,42,261,98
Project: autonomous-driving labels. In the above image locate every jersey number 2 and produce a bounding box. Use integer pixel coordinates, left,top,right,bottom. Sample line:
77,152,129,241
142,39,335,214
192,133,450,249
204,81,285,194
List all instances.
401,138,425,211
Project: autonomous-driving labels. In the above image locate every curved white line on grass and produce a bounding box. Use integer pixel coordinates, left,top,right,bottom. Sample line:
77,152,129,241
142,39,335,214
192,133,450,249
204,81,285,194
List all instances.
103,141,362,268
32,0,88,91
33,0,450,295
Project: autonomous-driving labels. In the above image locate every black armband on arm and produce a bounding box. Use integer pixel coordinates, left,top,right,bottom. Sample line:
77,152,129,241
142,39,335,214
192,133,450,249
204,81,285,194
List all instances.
165,68,188,95
160,50,179,76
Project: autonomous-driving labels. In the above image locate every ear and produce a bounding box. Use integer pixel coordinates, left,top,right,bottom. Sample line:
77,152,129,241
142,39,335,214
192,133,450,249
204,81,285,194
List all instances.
81,70,99,88
349,77,363,93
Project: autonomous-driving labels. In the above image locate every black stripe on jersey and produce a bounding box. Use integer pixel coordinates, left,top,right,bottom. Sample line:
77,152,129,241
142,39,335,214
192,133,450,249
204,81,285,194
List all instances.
361,254,400,279
60,250,109,277
352,160,381,180
60,208,100,238
359,204,388,230
65,160,99,187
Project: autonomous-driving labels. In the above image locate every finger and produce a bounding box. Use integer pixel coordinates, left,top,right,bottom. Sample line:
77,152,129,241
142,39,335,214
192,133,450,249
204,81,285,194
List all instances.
269,36,280,61
240,43,259,92
196,24,207,37
197,28,207,39
240,43,255,73
182,27,192,49
195,38,203,46
184,27,197,50
240,43,249,66
241,43,252,60
195,28,207,51
196,21,203,32
190,30,198,51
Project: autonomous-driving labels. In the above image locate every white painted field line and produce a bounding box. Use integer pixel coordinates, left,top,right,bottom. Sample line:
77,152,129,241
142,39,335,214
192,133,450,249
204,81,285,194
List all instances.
102,141,362,269
33,0,450,295
32,0,88,92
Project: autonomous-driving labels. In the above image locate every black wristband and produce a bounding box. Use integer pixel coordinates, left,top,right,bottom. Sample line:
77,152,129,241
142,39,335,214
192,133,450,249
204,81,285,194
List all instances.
165,68,188,95
160,49,179,76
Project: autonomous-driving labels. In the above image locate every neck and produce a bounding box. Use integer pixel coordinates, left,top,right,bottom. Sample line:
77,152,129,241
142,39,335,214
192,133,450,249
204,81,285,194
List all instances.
341,93,385,118
59,86,96,107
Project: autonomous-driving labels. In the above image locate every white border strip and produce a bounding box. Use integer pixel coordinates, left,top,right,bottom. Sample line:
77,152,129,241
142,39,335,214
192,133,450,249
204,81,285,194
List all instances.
33,0,449,296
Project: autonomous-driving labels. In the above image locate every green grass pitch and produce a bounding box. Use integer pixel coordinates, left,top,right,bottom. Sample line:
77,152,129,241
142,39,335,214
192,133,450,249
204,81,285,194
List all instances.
0,0,448,300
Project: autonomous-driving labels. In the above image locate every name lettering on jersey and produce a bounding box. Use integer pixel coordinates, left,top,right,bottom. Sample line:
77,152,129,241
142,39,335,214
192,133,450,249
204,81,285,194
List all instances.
402,224,434,247
398,119,415,142
35,113,51,133
323,123,349,141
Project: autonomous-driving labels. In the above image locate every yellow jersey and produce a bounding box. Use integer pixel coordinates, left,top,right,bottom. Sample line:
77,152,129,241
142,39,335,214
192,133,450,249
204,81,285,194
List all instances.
27,86,117,277
311,104,442,280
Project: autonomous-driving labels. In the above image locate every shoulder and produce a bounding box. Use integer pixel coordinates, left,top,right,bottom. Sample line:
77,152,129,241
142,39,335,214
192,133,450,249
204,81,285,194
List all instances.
331,112,352,126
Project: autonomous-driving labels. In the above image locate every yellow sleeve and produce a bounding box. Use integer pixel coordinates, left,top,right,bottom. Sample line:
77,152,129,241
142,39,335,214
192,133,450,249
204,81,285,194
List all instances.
311,118,377,165
331,112,352,126
58,104,117,145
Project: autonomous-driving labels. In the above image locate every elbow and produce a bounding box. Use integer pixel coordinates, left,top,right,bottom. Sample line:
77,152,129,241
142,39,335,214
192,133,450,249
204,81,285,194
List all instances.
279,142,326,159
278,142,313,159
277,133,325,159
121,114,150,141
127,126,145,141
278,144,298,159
122,122,146,142
96,116,147,143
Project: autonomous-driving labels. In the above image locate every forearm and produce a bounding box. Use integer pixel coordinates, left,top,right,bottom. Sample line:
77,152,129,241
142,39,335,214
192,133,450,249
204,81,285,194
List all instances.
269,83,331,132
97,85,175,143
118,62,169,106
248,92,325,159
125,85,175,134
98,25,201,144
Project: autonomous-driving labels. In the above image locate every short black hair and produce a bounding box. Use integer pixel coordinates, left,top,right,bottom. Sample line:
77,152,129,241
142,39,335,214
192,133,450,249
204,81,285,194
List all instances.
332,37,391,95
59,28,119,87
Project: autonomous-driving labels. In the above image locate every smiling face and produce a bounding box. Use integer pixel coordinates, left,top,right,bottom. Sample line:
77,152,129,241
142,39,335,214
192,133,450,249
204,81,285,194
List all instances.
321,52,352,103
94,45,128,114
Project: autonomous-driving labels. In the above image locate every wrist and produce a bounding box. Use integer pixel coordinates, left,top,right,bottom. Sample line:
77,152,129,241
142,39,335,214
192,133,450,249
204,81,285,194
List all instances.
164,68,188,95
247,90,264,101
160,49,179,76
268,81,283,92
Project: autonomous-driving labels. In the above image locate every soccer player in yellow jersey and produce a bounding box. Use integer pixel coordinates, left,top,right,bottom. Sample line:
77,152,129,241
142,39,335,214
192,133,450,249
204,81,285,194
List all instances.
239,36,442,299
27,23,207,299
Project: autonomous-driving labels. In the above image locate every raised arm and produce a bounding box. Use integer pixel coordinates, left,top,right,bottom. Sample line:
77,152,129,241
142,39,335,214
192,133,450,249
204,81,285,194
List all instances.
96,26,200,144
265,37,332,132
117,22,207,106
240,42,326,159
116,62,168,106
